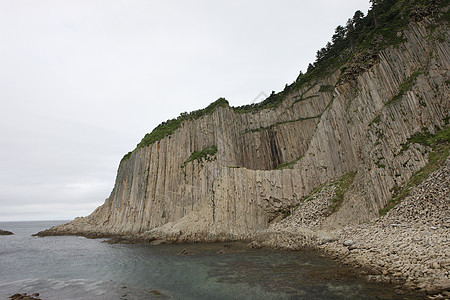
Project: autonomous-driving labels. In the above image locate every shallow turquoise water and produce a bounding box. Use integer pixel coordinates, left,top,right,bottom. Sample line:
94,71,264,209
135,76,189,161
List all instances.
0,221,421,299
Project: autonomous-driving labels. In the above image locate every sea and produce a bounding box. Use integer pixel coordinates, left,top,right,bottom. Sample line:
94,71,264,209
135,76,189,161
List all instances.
0,221,423,300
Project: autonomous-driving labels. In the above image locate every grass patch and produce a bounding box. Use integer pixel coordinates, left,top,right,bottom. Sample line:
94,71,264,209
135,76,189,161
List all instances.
232,90,287,113
301,171,356,212
328,171,357,212
290,94,320,107
243,115,321,134
138,99,228,149
398,125,450,155
121,98,227,161
121,151,133,162
275,155,304,170
182,145,218,167
385,70,422,107
318,85,335,93
380,125,449,215
370,114,382,126
303,183,327,203
376,161,386,168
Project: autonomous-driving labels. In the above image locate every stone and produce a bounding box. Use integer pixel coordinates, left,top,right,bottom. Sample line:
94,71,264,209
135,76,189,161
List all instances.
9,293,41,300
0,229,13,235
343,240,355,247
316,232,337,244
178,249,189,255
431,262,440,269
425,283,450,296
348,244,358,251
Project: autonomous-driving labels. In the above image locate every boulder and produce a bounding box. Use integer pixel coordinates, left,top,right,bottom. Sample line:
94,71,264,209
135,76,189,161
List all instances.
0,229,13,235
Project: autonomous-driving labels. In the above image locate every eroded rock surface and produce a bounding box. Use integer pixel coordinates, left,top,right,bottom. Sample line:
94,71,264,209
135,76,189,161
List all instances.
254,158,450,296
36,8,449,297
38,17,449,242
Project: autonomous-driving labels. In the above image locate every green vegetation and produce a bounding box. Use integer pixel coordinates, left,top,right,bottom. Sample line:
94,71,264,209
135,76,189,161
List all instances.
121,151,133,162
301,171,356,213
122,0,446,161
243,115,321,134
318,85,335,93
182,145,218,167
398,125,450,155
328,171,357,212
380,125,449,215
137,98,228,149
232,89,288,113
275,155,304,170
121,98,227,161
385,70,422,107
290,94,319,107
303,183,328,202
244,0,445,111
375,160,386,168
370,114,382,126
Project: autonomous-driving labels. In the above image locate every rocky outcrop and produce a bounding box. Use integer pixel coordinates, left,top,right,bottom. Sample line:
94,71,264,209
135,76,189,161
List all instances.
38,14,449,243
254,157,450,297
0,229,13,235
32,5,450,297
10,293,41,300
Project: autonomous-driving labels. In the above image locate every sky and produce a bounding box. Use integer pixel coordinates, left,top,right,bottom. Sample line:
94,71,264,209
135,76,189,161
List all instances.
0,0,371,221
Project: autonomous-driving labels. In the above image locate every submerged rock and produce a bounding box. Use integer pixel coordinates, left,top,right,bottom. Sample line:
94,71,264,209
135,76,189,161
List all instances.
178,248,189,255
9,293,41,300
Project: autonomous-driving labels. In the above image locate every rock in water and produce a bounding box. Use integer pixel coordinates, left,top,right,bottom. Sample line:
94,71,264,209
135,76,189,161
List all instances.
0,229,13,235
9,293,41,300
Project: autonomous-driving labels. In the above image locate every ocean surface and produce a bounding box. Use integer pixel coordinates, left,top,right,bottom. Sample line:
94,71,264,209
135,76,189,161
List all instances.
0,221,421,300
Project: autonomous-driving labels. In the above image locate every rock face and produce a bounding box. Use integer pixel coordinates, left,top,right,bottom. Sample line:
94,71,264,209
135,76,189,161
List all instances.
321,158,450,295
39,12,449,245
9,293,41,300
0,229,13,235
252,156,450,295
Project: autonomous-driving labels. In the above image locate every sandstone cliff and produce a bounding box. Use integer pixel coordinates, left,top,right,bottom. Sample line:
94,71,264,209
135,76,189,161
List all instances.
40,3,449,245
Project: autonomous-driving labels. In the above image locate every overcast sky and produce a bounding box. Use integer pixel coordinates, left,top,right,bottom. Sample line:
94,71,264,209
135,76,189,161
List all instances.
0,0,370,221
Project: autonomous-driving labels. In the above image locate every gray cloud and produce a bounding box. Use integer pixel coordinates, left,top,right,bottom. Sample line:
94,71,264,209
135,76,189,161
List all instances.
0,0,370,220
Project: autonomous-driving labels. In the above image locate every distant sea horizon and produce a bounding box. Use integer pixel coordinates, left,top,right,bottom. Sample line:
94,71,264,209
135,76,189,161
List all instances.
0,219,70,223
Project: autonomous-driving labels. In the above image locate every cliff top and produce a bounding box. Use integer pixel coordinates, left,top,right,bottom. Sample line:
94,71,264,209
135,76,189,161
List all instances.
122,0,448,161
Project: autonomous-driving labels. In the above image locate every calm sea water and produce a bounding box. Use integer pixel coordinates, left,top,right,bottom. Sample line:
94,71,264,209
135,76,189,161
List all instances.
0,221,421,300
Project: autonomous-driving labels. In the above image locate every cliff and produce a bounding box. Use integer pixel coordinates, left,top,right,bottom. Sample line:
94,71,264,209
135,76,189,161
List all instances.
39,2,449,244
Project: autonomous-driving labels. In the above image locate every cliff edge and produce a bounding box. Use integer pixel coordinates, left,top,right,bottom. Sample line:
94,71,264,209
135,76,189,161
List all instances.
39,1,449,242
36,1,450,294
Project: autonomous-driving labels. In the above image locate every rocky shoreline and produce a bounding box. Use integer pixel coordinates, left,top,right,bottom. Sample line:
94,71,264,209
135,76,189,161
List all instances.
252,158,450,299
0,229,13,235
34,158,450,298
